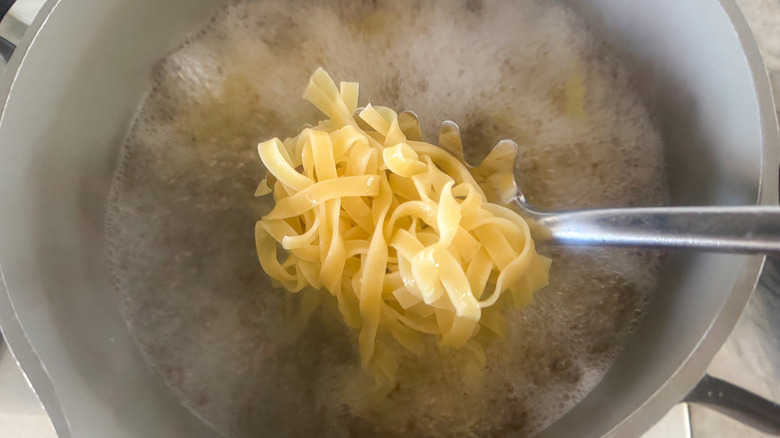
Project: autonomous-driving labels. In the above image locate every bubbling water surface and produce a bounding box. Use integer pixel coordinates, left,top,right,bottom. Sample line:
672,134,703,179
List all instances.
107,0,668,436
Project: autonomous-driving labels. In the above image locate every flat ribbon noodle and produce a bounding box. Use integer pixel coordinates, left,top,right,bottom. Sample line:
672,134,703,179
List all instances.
255,68,551,390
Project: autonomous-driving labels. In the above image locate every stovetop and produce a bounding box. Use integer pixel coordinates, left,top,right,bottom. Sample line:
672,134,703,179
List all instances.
0,0,779,437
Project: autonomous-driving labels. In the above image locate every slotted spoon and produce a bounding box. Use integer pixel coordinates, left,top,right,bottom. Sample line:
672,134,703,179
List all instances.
398,111,780,254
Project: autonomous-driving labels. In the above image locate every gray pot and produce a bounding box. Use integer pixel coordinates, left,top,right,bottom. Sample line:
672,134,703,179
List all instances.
0,0,777,437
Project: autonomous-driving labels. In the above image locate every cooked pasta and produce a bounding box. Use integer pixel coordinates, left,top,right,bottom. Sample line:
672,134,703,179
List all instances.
255,68,551,388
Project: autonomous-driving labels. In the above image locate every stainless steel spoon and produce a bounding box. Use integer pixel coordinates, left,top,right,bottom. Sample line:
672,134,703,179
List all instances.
398,111,780,254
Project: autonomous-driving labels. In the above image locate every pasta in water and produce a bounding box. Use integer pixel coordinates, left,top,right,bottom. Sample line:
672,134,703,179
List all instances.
255,68,551,389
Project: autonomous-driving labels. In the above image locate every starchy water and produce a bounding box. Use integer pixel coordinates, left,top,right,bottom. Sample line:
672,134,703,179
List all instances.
106,0,668,436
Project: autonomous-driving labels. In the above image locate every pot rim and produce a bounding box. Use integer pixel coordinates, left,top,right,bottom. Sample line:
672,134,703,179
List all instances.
596,0,780,435
0,3,70,436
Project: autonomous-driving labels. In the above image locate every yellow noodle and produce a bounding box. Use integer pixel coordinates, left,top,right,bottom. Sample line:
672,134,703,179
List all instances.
255,68,550,388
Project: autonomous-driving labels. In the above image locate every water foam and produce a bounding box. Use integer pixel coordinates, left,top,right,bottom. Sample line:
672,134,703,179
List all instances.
106,0,668,436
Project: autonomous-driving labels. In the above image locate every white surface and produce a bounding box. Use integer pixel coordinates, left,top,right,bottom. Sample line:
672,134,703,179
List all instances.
642,404,692,438
0,343,56,438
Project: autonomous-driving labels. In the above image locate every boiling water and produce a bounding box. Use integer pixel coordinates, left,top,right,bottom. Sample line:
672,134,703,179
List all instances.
106,0,668,436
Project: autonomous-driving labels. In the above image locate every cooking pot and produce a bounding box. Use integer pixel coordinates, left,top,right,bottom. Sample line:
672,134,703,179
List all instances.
0,0,778,437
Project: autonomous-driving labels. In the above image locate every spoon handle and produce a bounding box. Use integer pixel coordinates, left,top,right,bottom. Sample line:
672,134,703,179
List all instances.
530,206,780,254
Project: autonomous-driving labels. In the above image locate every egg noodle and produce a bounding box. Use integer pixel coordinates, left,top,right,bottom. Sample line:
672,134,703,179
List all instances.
255,68,551,388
